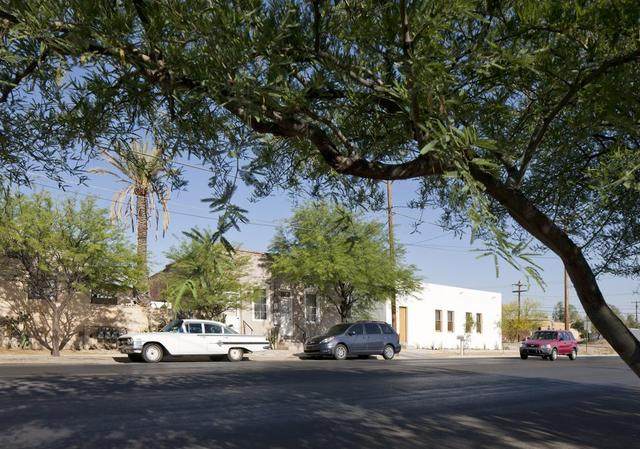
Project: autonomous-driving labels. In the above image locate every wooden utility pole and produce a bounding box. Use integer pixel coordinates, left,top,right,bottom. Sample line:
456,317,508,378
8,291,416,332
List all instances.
564,266,570,330
512,281,528,341
633,299,640,324
386,180,397,330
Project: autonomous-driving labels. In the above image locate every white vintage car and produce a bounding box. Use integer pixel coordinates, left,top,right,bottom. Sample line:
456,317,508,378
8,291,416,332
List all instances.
117,319,270,362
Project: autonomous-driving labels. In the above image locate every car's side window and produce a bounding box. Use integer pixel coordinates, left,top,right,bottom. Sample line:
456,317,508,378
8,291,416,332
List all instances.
187,323,203,334
204,323,222,334
381,324,395,335
223,326,238,334
364,323,382,335
348,324,364,335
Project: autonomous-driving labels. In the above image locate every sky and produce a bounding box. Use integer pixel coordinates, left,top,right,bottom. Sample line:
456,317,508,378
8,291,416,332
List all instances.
28,153,640,321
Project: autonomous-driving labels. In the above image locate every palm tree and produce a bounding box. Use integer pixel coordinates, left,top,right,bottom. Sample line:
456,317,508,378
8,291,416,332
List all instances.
91,140,178,275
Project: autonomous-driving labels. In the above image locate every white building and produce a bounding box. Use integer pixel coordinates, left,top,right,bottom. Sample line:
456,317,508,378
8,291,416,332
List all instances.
374,283,502,350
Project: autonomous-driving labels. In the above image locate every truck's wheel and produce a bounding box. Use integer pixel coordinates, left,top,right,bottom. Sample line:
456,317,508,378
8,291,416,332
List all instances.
227,348,244,362
334,344,348,360
568,348,577,360
549,348,558,361
142,343,164,363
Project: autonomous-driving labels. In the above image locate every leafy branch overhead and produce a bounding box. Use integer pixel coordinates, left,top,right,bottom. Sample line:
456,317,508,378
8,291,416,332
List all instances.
1,1,640,373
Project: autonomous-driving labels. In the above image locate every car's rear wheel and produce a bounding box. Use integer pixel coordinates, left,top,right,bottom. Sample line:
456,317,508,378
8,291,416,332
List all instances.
520,353,528,360
382,344,395,360
127,354,143,362
142,343,164,363
568,348,577,360
334,344,348,360
549,348,558,361
227,348,244,362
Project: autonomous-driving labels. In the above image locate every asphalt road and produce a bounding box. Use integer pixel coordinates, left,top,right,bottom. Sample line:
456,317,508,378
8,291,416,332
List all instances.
0,356,638,449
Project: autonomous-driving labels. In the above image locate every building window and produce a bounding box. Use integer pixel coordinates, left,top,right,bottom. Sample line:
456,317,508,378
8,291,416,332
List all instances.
476,313,483,334
253,291,267,320
435,310,442,332
305,293,318,323
447,311,454,332
465,312,474,333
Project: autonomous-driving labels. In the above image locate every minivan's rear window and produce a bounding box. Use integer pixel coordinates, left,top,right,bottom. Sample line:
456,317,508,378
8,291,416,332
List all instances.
381,323,395,334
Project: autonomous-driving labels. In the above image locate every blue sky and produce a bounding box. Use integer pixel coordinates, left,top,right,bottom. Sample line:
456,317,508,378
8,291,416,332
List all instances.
29,153,640,320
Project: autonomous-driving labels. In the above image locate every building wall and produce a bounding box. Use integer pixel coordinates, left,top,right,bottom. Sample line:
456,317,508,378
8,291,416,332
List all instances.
376,283,502,350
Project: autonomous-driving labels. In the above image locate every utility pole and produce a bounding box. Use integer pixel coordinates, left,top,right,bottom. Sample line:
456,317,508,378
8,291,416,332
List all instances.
633,299,640,324
512,281,528,341
386,180,397,330
564,266,570,330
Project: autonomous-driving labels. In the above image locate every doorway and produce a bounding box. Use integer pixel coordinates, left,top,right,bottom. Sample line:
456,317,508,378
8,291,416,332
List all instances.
399,306,408,344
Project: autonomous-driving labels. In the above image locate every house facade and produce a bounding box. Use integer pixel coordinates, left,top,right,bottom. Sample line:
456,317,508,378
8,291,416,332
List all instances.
372,283,503,350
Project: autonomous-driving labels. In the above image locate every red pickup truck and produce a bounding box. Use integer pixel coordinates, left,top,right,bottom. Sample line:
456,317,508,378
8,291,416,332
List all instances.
520,330,578,361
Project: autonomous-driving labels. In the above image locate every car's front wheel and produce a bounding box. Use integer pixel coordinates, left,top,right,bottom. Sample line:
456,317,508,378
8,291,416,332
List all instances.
227,348,244,362
568,348,577,360
334,344,348,360
382,344,395,360
142,343,164,363
520,353,528,360
548,348,558,361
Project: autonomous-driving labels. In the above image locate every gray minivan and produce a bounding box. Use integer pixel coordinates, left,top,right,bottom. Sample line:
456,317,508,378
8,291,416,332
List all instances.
303,321,401,360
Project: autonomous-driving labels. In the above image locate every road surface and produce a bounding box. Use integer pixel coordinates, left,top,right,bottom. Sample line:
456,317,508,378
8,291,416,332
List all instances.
0,355,638,448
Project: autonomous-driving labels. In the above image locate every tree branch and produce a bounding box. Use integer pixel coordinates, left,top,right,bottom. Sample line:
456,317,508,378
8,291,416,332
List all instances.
516,48,640,183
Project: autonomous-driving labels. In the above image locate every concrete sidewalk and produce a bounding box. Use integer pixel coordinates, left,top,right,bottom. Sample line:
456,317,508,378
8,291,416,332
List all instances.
0,347,616,365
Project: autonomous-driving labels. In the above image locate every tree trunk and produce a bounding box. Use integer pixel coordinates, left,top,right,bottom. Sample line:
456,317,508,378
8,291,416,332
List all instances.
472,167,640,377
135,188,149,276
50,307,61,357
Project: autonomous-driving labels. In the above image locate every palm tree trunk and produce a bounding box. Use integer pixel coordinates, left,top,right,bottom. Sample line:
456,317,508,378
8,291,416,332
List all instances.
135,189,149,276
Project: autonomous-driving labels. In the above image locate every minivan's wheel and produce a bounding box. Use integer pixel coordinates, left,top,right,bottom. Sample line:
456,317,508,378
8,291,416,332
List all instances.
549,348,558,361
520,354,528,360
142,343,164,363
383,344,395,360
127,354,143,362
568,348,577,360
334,344,348,360
227,348,244,362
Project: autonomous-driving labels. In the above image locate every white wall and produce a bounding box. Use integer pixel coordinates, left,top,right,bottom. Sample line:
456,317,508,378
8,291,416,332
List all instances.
376,283,502,350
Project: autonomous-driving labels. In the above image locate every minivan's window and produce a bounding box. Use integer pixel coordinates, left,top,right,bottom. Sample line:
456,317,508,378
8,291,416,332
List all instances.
365,323,382,334
532,331,557,340
348,324,364,335
204,323,222,334
187,323,202,333
326,324,350,336
381,323,395,334
162,319,183,333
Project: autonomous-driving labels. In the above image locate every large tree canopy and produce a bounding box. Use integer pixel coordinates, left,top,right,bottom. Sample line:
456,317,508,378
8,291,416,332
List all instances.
2,1,640,374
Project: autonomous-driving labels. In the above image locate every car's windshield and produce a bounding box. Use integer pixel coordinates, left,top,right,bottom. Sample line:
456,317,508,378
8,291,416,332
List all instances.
532,331,557,340
325,324,350,336
161,319,183,333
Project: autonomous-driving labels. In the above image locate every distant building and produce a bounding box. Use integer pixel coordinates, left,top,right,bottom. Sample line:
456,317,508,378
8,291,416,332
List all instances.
372,283,502,350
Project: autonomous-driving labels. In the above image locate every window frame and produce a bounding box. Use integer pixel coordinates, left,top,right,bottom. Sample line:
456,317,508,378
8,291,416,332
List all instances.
304,292,318,323
253,290,268,321
447,311,454,333
435,309,442,332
